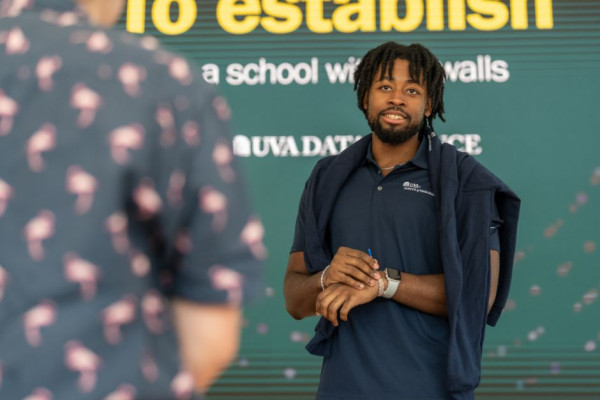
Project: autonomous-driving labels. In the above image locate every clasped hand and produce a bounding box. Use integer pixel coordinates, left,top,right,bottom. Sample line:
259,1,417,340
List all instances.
316,246,381,326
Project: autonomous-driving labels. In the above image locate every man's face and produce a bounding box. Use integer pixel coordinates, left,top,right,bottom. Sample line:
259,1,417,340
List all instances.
363,59,432,145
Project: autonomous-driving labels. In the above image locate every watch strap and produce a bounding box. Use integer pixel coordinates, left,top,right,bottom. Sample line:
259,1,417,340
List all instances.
383,268,401,298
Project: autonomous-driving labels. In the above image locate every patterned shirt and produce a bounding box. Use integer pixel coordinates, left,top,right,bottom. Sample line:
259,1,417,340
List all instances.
0,1,264,399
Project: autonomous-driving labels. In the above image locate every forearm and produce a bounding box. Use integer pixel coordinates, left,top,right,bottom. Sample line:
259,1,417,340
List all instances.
388,273,447,317
387,250,499,317
172,300,241,393
283,269,322,319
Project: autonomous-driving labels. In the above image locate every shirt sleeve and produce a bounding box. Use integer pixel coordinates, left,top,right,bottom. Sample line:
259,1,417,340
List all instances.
149,79,263,306
290,180,309,253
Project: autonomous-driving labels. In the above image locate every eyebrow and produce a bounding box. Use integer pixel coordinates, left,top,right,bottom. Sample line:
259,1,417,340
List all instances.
376,76,424,86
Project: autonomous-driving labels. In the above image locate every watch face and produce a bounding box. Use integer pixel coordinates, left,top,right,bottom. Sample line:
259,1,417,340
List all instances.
387,268,401,280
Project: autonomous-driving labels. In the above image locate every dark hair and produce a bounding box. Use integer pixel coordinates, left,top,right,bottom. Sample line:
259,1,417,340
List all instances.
353,42,446,129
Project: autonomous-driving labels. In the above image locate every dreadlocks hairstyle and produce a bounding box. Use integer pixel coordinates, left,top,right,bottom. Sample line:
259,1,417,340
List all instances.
353,42,446,130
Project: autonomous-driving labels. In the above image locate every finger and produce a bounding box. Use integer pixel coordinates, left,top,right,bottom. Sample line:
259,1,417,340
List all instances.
316,288,336,319
315,291,326,317
330,255,378,283
328,267,369,289
318,287,343,326
338,270,372,288
338,246,372,265
339,301,355,322
326,295,347,327
338,251,380,276
334,261,380,285
343,263,381,284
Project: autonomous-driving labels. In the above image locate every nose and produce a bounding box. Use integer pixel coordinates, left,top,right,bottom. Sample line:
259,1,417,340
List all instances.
387,89,406,106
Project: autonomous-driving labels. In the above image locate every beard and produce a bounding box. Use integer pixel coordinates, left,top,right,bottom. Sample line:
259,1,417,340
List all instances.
367,108,423,145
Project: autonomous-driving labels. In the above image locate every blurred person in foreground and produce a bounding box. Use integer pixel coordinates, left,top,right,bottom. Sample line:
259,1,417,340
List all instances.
284,42,520,400
0,0,265,399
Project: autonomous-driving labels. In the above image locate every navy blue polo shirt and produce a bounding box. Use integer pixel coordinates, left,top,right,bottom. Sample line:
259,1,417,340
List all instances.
292,136,500,399
326,137,450,399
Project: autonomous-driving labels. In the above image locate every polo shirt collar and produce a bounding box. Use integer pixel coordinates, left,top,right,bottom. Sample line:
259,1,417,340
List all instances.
364,133,430,170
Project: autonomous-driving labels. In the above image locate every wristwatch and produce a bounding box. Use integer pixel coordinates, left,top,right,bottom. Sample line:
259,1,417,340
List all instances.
383,268,401,299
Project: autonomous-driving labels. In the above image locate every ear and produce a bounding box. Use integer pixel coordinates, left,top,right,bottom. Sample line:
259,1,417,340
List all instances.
424,97,432,118
362,92,368,112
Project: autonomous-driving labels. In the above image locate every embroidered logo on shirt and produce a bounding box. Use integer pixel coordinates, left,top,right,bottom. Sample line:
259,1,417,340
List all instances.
403,181,435,197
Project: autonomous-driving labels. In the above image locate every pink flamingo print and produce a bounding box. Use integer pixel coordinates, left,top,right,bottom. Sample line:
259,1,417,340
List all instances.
0,179,13,217
36,56,62,91
103,384,136,400
133,180,162,220
87,31,113,54
63,252,100,301
212,96,231,121
105,212,130,254
129,250,150,277
167,170,186,207
240,217,267,260
141,290,166,334
23,388,53,400
26,123,56,172
199,186,228,232
156,105,176,147
209,265,243,306
118,63,146,97
168,57,193,86
64,341,102,393
139,35,159,51
170,370,194,400
2,0,33,17
5,27,29,55
65,166,98,214
108,124,144,165
23,300,57,347
175,230,192,254
0,265,7,302
102,295,136,345
0,89,18,136
182,120,200,147
70,83,102,128
140,353,159,382
212,139,236,183
23,210,55,261
39,9,78,27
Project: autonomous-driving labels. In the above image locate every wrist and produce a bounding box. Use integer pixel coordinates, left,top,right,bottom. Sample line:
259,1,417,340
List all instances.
376,277,388,297
320,265,330,291
382,268,401,299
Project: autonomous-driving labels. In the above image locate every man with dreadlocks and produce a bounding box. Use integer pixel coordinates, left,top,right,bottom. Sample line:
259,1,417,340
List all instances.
284,42,520,399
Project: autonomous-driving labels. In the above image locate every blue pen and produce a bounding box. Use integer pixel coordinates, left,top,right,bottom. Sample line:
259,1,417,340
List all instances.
367,248,380,279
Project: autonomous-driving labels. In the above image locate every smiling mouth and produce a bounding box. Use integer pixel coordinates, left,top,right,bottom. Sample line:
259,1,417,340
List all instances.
379,108,409,122
382,113,405,120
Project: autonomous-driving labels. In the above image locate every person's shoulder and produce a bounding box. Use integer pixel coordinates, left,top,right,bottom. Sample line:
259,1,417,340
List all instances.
314,154,337,169
103,29,216,103
455,151,507,191
104,29,187,73
437,139,503,189
305,155,337,183
307,134,370,180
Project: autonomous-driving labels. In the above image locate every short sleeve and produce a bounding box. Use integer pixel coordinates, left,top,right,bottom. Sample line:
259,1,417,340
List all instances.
290,180,309,253
152,83,263,306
